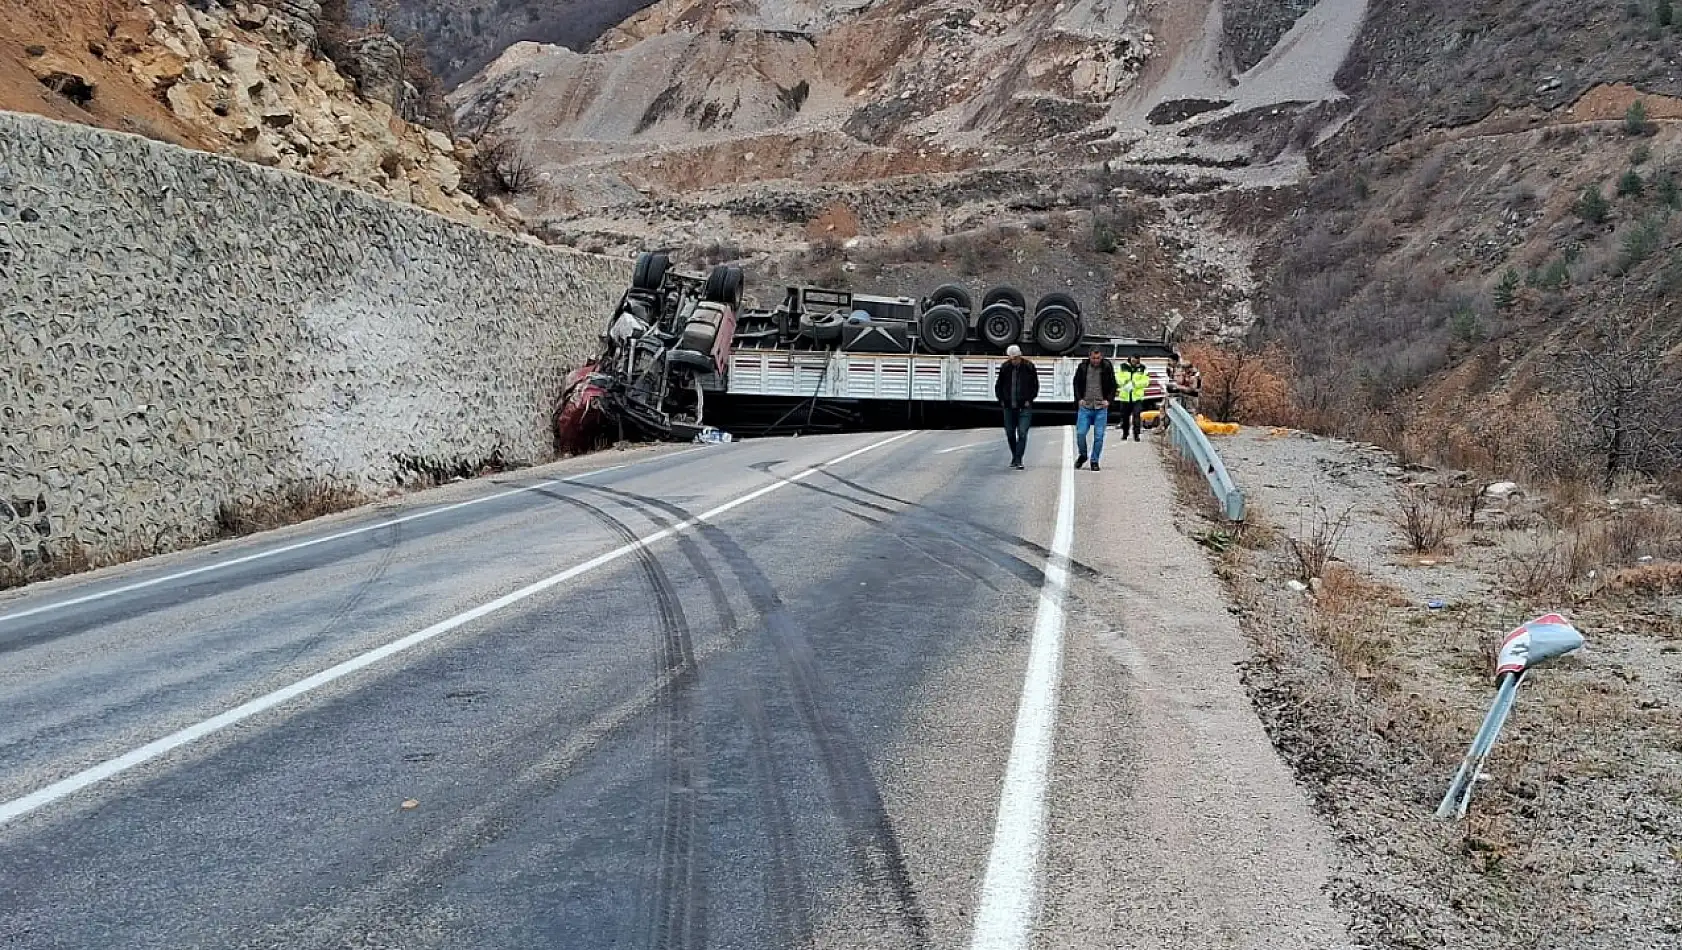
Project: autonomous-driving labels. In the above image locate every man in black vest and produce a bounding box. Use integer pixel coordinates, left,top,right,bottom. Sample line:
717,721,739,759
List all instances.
994,345,1039,470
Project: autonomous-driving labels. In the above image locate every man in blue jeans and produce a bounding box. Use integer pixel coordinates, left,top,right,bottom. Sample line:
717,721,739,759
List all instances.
1070,349,1117,471
994,345,1039,469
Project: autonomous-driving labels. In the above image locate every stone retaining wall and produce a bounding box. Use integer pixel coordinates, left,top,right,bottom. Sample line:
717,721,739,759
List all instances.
0,109,624,575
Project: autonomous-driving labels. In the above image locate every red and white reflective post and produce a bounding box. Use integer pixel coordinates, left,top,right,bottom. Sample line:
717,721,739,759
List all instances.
1435,614,1586,820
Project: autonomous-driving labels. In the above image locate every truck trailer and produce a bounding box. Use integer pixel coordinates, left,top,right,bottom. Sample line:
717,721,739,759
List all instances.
555,254,1181,451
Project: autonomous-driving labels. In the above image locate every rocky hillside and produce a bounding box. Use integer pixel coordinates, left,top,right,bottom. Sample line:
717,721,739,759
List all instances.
1237,0,1682,491
440,0,1374,335
0,0,517,230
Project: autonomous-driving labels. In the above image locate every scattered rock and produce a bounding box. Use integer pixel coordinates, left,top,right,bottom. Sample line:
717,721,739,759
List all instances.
27,54,97,107
129,47,190,93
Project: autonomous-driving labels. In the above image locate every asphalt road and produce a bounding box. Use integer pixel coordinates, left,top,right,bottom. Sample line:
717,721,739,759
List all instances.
0,428,1355,950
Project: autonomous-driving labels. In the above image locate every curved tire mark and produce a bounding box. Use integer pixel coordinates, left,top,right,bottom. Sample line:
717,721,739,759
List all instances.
583,484,932,949
530,489,706,950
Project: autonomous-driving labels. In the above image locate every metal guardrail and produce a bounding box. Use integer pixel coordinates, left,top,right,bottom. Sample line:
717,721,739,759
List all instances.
1163,397,1245,522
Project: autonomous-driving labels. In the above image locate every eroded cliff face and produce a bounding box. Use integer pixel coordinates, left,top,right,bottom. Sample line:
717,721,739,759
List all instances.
0,0,517,229
346,0,663,86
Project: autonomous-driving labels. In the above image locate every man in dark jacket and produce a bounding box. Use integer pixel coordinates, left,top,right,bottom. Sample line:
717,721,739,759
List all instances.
1071,349,1118,470
995,345,1039,469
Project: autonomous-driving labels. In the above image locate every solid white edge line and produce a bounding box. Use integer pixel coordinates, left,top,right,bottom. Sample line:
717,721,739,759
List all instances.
968,424,1076,950
0,431,916,827
0,446,711,628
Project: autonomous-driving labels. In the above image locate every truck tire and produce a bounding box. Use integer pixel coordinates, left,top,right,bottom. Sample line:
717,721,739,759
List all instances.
633,251,670,291
983,285,1026,313
979,303,1023,350
1032,305,1083,354
799,309,847,343
927,283,973,315
703,264,743,308
1035,292,1081,317
920,303,969,352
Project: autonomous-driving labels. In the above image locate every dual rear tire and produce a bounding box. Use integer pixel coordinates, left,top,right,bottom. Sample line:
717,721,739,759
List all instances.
1031,293,1083,355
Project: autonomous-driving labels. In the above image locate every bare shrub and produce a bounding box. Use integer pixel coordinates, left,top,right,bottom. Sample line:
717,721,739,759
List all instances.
1285,505,1352,582
464,138,536,200
693,239,743,267
906,231,941,262
1497,536,1573,598
1392,484,1457,553
1554,306,1682,490
1177,342,1296,424
1086,204,1143,254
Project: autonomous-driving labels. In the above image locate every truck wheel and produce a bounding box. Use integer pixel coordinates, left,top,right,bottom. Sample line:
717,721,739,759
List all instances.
1032,306,1083,354
811,309,846,343
979,303,1023,350
983,285,1026,313
703,264,744,308
633,251,670,291
920,303,968,352
1035,292,1081,317
927,283,973,316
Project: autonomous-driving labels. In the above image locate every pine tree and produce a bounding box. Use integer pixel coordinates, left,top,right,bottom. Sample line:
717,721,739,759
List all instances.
1576,184,1611,223
1493,268,1521,309
1626,99,1653,136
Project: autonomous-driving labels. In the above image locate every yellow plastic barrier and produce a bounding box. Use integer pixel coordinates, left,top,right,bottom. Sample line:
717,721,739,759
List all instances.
1195,414,1240,436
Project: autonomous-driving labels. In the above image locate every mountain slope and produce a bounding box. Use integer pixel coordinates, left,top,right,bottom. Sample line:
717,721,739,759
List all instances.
347,0,662,86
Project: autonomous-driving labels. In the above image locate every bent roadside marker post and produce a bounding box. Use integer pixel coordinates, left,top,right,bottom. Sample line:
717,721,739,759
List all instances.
1435,613,1585,820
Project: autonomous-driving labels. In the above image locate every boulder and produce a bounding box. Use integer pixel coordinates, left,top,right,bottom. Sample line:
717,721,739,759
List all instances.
342,34,406,110
26,53,97,107
233,3,272,30
271,0,321,46
129,46,189,92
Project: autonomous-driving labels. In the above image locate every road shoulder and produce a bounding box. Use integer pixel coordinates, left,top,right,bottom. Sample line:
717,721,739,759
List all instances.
1037,431,1353,949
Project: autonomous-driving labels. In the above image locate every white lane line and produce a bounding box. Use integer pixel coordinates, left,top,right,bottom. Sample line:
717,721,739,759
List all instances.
969,424,1076,950
936,440,993,455
0,446,711,628
0,431,915,828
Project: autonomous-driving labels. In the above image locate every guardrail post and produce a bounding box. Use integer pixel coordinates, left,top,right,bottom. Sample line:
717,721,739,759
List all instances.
1163,397,1245,522
1435,614,1585,819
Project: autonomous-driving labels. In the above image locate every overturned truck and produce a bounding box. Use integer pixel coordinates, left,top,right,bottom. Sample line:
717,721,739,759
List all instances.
555,253,1180,451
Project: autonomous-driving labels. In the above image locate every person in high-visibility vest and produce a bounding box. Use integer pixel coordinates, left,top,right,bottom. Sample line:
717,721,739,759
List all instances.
1115,357,1151,441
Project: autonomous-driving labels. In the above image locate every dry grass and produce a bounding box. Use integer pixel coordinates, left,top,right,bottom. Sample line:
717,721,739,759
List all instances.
1307,563,1410,678
214,480,366,539
1169,447,1226,523
0,536,170,591
1497,501,1682,599
1596,561,1682,596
